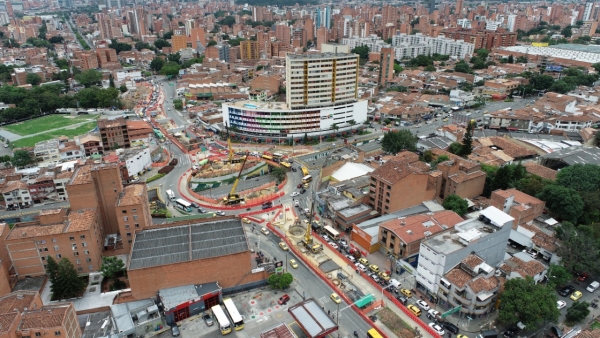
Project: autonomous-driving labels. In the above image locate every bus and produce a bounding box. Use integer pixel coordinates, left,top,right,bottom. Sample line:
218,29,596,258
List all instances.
272,153,284,163
280,161,292,169
262,154,273,161
166,189,175,201
223,298,244,331
211,305,232,335
302,175,312,184
301,166,310,176
324,225,340,241
175,198,192,212
367,329,384,338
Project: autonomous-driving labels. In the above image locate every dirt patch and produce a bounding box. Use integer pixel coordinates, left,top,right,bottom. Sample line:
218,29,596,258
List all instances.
101,276,130,292
376,307,417,338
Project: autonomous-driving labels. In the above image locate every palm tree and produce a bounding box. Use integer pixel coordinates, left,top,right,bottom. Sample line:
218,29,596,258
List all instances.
331,123,339,132
348,119,356,126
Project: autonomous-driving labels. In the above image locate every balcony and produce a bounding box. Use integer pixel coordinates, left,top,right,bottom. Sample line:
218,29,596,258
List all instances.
475,296,495,307
451,291,472,305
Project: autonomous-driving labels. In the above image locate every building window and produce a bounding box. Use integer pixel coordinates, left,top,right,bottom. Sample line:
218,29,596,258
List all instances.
36,333,41,337
133,215,138,220
72,244,77,250
132,209,137,213
88,265,94,271
74,252,79,256
41,256,46,261
123,216,128,221
135,223,140,228
84,250,89,255
69,236,75,241
56,254,62,259
52,238,57,243
76,259,81,264
78,267,83,272
82,242,87,247
54,245,59,251
125,224,130,229
86,258,92,262
80,235,85,239
122,210,127,214
127,232,131,237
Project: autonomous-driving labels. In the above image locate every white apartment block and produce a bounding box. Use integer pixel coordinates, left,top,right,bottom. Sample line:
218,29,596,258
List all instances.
391,33,474,59
286,53,359,109
34,139,60,167
341,35,391,53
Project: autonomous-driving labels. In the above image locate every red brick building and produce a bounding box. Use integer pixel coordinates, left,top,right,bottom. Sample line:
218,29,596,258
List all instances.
441,28,517,49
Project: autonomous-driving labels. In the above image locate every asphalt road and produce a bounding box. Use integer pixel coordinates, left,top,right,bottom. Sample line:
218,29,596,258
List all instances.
202,175,276,199
247,223,373,337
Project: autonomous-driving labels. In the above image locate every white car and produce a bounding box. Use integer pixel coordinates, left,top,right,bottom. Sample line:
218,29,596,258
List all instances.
355,263,367,272
291,192,299,197
329,243,339,250
416,300,430,311
294,200,300,206
429,323,445,336
557,300,567,309
427,309,440,318
345,254,356,262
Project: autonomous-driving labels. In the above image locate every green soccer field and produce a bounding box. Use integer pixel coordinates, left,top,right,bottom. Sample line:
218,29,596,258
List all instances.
3,115,96,136
11,121,98,148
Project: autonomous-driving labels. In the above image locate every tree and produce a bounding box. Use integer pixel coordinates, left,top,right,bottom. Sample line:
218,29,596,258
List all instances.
530,74,555,90
566,301,590,325
507,54,514,64
49,36,64,44
516,55,528,63
442,194,468,215
476,48,489,59
430,154,449,170
100,256,126,290
459,120,474,157
55,258,85,299
46,256,61,299
154,39,171,49
447,142,463,155
424,65,436,72
26,73,42,86
149,57,165,73
268,272,293,289
555,223,600,275
207,40,218,47
11,150,33,167
331,123,339,131
55,58,69,69
381,130,418,154
160,62,181,77
109,74,115,88
537,185,584,224
555,164,600,192
561,25,573,37
168,53,181,64
454,60,471,73
547,264,572,288
393,64,403,73
75,69,102,88
498,277,560,328
119,85,128,93
351,45,369,60
515,175,551,197
271,166,287,183
108,40,132,54
592,63,600,73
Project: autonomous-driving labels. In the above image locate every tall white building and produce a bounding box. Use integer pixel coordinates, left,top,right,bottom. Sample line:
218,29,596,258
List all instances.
583,2,593,21
391,33,474,59
507,15,517,32
222,52,367,140
341,35,391,53
286,53,359,109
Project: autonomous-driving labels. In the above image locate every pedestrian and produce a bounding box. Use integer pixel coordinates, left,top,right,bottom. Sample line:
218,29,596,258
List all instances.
328,310,330,315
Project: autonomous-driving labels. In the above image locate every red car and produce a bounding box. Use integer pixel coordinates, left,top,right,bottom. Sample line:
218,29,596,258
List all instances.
278,294,290,305
297,184,302,188
578,273,589,282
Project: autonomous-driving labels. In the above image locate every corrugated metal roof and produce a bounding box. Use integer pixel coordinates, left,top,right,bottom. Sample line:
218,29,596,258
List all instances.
289,300,336,338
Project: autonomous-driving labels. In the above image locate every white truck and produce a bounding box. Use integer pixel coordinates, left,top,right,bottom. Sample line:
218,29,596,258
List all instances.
166,189,175,201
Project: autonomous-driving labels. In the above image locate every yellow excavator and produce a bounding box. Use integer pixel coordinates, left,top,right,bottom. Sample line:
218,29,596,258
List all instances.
222,151,249,205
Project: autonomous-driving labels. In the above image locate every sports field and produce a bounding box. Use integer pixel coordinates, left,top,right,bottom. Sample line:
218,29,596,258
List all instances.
4,115,96,136
11,121,98,148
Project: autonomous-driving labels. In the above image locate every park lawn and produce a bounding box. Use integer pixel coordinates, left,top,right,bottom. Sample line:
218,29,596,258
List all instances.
3,115,96,136
11,121,98,148
591,321,600,330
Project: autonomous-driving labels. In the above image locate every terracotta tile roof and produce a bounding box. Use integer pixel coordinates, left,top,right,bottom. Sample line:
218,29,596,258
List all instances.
381,210,464,244
469,275,500,293
462,254,484,270
499,256,546,278
2,180,27,193
7,223,65,240
497,188,544,207
523,162,557,180
65,209,96,232
0,291,38,315
520,223,558,252
55,170,74,180
117,184,145,206
0,313,18,333
448,170,486,184
576,330,600,338
369,152,429,184
19,305,68,330
69,165,92,185
430,148,480,170
444,268,472,289
478,136,537,159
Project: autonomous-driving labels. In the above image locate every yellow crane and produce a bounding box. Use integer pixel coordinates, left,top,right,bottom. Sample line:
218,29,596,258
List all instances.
301,201,323,253
222,151,249,205
223,138,246,164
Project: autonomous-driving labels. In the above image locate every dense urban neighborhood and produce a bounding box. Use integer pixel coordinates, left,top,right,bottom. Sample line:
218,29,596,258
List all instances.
0,0,600,338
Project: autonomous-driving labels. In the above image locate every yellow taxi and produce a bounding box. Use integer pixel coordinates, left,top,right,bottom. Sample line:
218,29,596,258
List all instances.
358,258,369,266
330,293,342,304
279,242,289,251
400,288,412,297
242,217,251,224
289,259,298,269
378,271,390,281
368,264,380,273
571,291,583,301
407,304,422,316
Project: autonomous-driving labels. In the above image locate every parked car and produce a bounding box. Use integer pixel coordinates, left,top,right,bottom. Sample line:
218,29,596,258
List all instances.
216,211,226,216
297,184,303,188
578,272,590,282
503,326,520,338
429,323,445,336
278,294,290,305
416,300,430,311
443,322,460,335
400,288,412,297
279,242,289,251
171,325,180,337
261,228,270,235
571,291,583,301
557,300,567,310
559,285,576,297
291,192,299,197
190,202,199,208
289,259,298,269
202,313,214,326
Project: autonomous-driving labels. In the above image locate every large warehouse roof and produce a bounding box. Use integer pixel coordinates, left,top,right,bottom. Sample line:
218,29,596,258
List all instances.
128,219,249,270
539,145,600,167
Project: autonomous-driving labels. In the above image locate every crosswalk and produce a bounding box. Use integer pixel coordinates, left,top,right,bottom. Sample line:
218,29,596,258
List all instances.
175,154,191,166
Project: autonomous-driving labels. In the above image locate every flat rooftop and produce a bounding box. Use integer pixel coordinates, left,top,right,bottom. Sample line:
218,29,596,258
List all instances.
288,299,337,338
159,283,221,310
287,52,356,60
128,219,249,270
498,45,600,64
338,203,371,218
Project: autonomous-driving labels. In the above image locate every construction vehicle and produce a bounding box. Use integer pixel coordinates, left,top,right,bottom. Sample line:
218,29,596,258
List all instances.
222,152,249,205
223,138,246,164
301,201,323,253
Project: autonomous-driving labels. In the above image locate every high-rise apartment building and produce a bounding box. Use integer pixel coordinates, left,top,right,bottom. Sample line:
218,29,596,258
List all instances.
240,40,259,60
316,27,329,50
216,44,230,62
172,34,187,52
190,27,205,50
98,117,130,151
222,52,367,140
378,47,394,85
286,53,359,109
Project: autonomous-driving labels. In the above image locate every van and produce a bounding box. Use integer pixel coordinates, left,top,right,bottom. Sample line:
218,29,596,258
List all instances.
476,329,499,338
389,278,401,290
407,304,421,316
443,322,459,334
587,281,599,292
376,136,384,143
